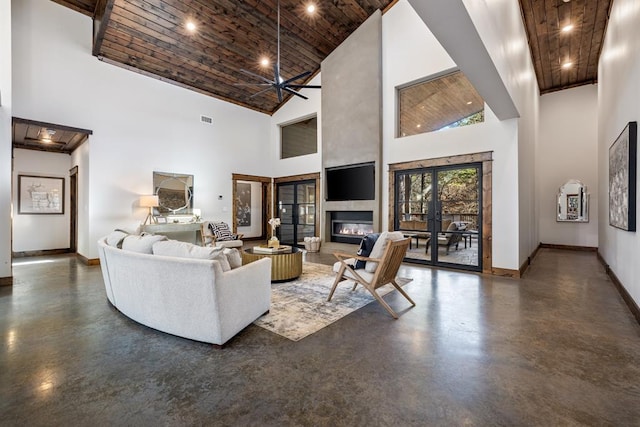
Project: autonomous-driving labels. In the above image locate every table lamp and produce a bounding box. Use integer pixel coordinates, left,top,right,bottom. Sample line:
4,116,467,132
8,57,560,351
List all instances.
140,195,159,225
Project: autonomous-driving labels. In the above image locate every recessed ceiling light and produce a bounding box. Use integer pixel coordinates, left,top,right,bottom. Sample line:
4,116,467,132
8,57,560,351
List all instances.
186,21,197,32
562,61,573,69
260,57,270,67
561,24,574,33
416,124,421,128
306,4,316,14
466,101,473,105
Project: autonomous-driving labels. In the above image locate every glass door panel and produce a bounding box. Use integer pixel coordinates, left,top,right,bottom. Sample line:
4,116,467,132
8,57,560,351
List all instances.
277,180,316,247
395,164,481,271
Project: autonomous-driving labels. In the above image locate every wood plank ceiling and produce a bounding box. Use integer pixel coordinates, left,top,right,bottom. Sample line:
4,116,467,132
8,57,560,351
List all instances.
13,117,93,154
50,0,612,108
519,0,613,94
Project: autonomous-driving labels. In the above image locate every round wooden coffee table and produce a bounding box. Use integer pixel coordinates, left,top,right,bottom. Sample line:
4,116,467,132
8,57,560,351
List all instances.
242,247,303,282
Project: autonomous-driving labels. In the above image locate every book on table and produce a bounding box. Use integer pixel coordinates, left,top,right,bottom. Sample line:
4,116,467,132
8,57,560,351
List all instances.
252,245,292,254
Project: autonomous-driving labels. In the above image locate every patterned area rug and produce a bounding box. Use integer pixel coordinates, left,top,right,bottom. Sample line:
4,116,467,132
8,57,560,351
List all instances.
253,262,412,341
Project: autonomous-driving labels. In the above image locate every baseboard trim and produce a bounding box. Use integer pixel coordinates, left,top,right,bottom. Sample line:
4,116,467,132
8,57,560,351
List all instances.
12,248,72,258
491,267,520,278
78,254,100,266
0,276,13,287
596,251,640,325
519,243,542,277
539,243,597,252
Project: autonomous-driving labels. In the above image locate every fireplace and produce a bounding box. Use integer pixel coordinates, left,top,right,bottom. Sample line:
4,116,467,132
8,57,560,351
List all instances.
329,211,373,244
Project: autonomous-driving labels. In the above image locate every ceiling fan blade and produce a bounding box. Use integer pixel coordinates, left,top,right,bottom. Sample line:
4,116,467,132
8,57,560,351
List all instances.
283,86,308,100
286,84,321,89
249,87,275,98
239,69,273,84
233,83,272,87
282,71,311,85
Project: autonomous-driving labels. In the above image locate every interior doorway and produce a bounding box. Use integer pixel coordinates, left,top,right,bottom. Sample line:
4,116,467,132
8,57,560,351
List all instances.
231,174,271,240
274,173,320,247
389,152,492,274
394,164,482,271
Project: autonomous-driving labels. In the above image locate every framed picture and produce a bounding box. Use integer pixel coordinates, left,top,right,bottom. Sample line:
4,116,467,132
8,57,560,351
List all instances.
609,121,637,231
18,175,65,215
235,182,251,227
566,194,579,220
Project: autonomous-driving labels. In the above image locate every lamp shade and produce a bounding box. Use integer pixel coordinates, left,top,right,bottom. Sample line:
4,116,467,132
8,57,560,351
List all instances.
139,195,159,208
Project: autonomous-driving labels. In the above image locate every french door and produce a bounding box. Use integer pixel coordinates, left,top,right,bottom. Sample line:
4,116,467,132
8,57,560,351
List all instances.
395,163,482,271
276,180,317,247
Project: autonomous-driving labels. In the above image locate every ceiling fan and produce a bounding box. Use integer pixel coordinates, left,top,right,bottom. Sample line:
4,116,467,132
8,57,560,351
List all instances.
236,0,321,103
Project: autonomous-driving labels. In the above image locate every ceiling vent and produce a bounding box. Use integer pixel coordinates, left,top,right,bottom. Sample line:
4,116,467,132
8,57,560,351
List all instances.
200,115,213,125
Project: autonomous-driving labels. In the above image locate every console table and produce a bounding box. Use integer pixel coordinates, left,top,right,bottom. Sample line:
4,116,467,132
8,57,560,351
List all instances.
142,222,202,245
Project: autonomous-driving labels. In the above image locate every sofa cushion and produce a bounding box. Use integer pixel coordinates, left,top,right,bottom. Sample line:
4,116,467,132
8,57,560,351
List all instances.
152,240,231,271
364,231,405,273
223,248,242,269
122,234,167,254
355,233,379,269
106,230,129,248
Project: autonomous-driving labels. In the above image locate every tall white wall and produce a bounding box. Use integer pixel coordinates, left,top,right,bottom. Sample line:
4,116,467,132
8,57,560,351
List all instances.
12,149,72,252
12,0,271,259
382,0,521,270
0,0,11,279
462,0,541,268
538,85,598,247
598,0,640,306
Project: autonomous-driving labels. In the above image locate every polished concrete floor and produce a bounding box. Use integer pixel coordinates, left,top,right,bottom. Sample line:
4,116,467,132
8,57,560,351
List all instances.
1,248,640,426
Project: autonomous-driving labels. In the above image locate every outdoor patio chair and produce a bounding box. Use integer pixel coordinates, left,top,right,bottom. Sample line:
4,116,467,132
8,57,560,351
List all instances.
437,221,462,254
329,236,415,319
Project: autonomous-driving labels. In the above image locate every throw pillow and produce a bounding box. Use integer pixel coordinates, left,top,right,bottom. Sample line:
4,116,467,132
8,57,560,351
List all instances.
209,222,235,241
364,231,405,273
354,233,380,269
122,234,167,254
223,248,242,269
106,230,129,248
152,240,231,271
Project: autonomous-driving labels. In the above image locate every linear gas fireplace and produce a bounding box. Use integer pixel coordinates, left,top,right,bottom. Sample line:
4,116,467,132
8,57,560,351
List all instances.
329,211,374,244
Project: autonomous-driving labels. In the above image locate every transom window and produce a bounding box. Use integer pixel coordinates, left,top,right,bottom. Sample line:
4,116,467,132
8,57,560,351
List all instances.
280,116,318,159
398,70,484,137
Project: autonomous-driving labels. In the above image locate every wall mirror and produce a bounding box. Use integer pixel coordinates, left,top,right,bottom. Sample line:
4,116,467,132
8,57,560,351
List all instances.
153,171,194,215
557,179,589,222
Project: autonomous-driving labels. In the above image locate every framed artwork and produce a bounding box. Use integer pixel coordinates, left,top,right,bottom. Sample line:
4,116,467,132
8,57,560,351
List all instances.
18,175,65,215
609,121,637,231
236,182,252,226
566,194,579,220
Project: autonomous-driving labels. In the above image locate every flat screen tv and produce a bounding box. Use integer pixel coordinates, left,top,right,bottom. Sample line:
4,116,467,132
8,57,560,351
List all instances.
326,163,375,201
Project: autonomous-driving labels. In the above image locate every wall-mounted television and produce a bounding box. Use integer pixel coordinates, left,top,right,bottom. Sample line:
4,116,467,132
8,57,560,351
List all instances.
326,162,375,201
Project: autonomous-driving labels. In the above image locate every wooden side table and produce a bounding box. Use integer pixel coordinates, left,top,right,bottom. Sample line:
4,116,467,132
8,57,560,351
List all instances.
242,247,303,282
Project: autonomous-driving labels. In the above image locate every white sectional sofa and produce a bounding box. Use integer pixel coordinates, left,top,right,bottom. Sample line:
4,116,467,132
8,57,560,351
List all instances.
98,235,271,346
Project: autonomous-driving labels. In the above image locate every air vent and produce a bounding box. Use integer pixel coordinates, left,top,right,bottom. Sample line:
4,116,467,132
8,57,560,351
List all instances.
200,115,213,125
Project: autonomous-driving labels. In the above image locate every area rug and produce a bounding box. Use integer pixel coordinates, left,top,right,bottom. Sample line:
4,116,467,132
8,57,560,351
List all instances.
253,262,412,341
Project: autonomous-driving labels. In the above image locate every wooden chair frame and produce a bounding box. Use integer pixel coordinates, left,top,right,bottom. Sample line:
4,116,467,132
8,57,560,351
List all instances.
328,238,415,319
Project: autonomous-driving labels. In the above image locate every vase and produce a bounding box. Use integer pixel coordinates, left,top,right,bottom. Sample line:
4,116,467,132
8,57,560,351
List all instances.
268,236,280,248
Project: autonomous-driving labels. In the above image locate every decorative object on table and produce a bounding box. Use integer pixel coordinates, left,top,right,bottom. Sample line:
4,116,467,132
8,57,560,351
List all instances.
139,195,159,225
253,262,412,341
18,175,65,215
235,182,251,226
192,208,201,222
303,236,321,252
268,217,281,248
609,121,637,231
252,245,292,254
